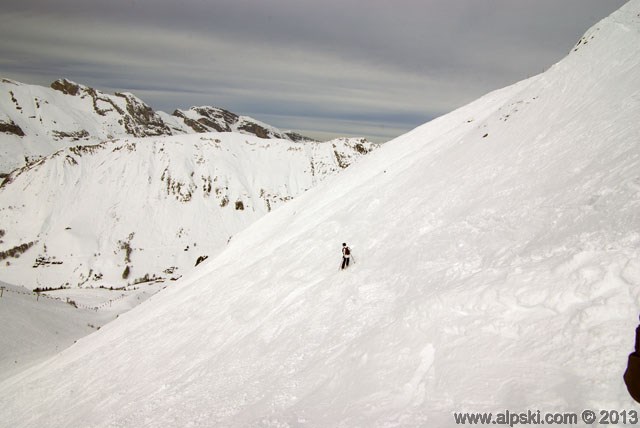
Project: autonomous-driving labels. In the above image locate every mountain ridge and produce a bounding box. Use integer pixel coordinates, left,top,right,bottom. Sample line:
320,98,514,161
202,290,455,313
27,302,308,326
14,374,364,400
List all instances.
0,77,319,174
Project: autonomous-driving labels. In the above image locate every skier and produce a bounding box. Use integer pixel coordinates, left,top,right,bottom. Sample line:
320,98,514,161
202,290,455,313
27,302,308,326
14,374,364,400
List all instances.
341,243,351,270
624,316,640,403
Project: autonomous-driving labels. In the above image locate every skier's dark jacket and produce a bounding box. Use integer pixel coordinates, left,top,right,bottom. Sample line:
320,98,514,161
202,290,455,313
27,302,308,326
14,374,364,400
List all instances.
624,323,640,403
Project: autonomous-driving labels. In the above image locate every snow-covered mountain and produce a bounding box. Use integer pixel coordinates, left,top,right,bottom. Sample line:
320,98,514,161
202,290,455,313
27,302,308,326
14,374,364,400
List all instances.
2,1,640,427
0,78,171,174
0,78,316,174
0,133,375,289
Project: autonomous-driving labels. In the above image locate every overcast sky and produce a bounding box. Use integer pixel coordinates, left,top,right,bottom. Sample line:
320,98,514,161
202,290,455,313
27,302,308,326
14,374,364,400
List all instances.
0,0,627,142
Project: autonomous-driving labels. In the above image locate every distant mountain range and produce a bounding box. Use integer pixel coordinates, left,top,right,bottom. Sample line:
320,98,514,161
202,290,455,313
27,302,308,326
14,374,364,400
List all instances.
0,78,317,174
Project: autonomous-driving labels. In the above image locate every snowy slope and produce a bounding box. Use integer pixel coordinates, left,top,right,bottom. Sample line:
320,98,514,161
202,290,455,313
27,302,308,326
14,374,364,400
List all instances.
0,134,376,289
0,282,97,382
0,281,165,383
2,2,640,427
0,79,316,174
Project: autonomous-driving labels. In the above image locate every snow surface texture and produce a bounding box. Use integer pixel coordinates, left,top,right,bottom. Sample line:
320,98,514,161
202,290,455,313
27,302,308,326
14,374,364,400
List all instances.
2,2,640,427
0,133,375,289
0,78,316,174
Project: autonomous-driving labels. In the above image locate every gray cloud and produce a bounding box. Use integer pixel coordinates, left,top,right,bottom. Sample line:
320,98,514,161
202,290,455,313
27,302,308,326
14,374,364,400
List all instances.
0,0,628,141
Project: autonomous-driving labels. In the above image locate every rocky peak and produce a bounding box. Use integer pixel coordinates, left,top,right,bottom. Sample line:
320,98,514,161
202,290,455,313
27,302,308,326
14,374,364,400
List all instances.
194,106,239,126
284,131,317,143
50,79,82,96
115,92,172,137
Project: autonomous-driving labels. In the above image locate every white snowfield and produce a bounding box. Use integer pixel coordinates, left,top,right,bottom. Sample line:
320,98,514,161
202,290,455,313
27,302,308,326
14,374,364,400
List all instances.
1,2,640,427
0,133,375,289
